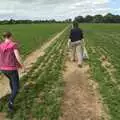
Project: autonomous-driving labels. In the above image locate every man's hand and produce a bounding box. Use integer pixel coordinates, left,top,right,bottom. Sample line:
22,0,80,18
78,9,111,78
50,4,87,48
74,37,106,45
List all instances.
82,39,85,46
68,39,71,48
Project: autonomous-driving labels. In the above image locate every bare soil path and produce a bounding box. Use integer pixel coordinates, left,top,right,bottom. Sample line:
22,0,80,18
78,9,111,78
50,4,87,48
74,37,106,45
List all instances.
59,52,108,120
0,26,68,98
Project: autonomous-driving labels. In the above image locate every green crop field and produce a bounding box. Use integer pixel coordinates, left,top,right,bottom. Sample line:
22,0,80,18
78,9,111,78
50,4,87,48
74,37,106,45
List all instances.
0,23,67,58
80,24,120,120
0,23,120,120
0,24,68,120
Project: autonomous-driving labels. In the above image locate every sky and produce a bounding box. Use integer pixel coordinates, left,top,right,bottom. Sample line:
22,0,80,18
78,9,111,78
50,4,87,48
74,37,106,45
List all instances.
0,0,120,20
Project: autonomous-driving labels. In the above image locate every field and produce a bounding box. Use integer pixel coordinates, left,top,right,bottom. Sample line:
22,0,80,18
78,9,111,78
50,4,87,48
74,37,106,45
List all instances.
80,24,120,120
0,23,120,120
0,24,68,120
0,23,67,57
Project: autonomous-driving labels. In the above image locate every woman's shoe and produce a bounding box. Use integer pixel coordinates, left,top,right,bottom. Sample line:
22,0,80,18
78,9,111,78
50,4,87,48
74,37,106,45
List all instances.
8,102,14,112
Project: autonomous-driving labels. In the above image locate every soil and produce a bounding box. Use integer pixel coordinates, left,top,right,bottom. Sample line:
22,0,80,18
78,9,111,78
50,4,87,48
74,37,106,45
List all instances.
59,52,108,120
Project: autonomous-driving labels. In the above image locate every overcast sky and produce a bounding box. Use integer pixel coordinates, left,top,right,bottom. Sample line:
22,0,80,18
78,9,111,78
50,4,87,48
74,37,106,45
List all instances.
0,0,120,20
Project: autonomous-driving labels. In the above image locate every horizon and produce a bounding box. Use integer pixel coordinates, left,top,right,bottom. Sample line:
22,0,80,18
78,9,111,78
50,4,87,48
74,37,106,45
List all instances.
0,0,120,20
0,13,118,21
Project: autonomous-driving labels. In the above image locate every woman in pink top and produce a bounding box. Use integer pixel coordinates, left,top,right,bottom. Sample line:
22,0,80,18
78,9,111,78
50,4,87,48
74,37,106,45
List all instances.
0,32,23,112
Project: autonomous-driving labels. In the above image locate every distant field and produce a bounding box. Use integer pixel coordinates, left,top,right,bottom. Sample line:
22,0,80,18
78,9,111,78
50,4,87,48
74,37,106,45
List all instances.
0,23,67,57
80,24,120,120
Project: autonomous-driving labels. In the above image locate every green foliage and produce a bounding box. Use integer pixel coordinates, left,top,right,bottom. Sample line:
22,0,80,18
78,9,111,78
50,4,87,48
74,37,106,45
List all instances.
75,13,120,23
80,23,120,120
0,19,71,25
0,23,66,58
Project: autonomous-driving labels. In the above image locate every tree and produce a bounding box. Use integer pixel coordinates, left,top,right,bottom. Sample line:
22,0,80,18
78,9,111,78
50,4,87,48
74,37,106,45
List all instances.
65,19,72,23
103,13,115,23
75,16,84,23
84,15,93,23
8,19,16,24
74,13,120,23
114,15,120,23
93,15,104,23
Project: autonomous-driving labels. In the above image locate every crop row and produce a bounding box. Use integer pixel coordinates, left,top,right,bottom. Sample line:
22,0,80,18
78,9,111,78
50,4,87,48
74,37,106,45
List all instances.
0,28,68,120
85,24,120,120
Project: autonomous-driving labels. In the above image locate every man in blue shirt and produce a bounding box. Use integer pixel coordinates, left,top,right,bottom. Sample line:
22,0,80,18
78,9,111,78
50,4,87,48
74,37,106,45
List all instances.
69,21,84,67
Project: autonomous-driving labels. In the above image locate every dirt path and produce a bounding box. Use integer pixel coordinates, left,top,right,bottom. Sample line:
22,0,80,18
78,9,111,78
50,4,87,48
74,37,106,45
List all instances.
22,26,68,75
59,53,107,120
0,26,68,98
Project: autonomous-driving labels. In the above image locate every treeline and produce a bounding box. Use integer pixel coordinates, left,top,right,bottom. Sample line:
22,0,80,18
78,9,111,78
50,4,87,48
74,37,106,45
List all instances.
0,13,120,24
75,13,120,23
0,19,71,25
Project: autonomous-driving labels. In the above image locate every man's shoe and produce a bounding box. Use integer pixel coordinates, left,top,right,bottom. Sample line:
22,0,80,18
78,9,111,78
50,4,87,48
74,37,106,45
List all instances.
72,59,76,62
78,64,82,68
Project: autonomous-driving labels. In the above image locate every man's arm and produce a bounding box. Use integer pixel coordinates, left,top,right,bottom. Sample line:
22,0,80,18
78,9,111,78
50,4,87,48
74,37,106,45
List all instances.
69,29,72,39
80,29,84,39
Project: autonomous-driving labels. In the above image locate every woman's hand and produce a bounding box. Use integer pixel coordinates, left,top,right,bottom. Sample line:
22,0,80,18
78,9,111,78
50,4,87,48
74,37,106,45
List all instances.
21,64,27,73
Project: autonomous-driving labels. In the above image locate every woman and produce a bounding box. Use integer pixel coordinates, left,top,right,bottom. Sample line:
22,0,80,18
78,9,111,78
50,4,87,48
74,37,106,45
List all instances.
69,21,84,67
0,32,23,112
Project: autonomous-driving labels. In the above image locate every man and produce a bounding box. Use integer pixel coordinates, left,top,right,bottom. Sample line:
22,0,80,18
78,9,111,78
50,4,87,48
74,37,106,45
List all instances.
69,21,84,67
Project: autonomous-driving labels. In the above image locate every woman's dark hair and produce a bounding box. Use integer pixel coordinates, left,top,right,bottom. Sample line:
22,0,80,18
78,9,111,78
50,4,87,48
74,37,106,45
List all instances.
73,21,79,28
3,32,12,39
